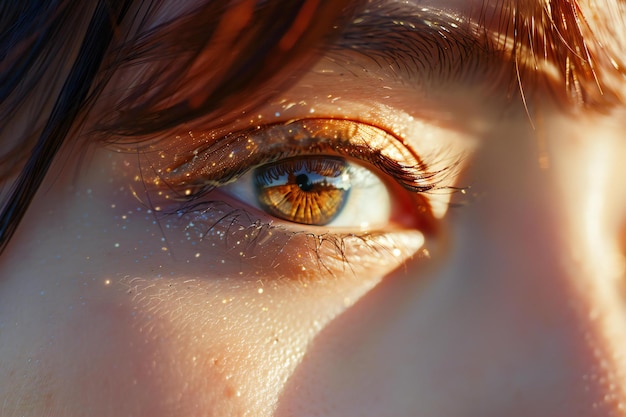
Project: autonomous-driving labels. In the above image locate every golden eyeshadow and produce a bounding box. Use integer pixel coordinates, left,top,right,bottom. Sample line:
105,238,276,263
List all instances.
254,157,351,225
156,118,433,195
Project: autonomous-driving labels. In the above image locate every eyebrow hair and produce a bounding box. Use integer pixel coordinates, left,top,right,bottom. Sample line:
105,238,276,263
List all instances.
332,4,501,90
333,0,626,109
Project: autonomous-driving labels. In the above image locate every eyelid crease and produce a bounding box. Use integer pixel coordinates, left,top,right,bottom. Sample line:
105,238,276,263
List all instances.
155,118,452,200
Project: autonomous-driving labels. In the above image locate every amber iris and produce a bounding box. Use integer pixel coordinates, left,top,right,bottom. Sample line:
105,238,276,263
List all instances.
254,157,352,225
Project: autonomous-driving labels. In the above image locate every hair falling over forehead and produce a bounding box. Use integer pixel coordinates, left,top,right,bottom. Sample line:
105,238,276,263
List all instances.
0,0,360,252
102,0,360,137
495,0,626,107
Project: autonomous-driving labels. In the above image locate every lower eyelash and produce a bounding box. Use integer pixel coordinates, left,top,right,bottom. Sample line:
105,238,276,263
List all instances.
161,199,425,279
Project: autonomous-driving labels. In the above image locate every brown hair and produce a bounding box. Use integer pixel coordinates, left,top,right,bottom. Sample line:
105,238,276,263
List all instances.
499,0,626,107
0,0,359,251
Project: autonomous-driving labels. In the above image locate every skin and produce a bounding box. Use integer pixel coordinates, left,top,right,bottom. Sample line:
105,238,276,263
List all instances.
2,0,626,416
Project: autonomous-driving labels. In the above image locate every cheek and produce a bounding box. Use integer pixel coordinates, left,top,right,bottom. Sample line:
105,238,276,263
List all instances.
0,148,400,416
7,273,388,417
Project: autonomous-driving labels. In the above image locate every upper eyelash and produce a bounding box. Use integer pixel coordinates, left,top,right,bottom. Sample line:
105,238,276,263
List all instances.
157,118,456,202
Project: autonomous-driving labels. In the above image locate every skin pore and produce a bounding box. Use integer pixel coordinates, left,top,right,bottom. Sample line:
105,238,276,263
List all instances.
2,0,626,416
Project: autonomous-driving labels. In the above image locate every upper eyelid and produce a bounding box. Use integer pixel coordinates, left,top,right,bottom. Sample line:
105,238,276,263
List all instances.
155,118,450,196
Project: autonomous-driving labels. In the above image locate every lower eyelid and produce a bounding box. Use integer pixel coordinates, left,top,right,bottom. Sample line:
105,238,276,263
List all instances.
159,197,426,280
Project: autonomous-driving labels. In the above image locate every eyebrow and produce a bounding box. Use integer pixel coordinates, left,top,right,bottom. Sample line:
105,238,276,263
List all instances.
333,0,625,109
332,3,500,89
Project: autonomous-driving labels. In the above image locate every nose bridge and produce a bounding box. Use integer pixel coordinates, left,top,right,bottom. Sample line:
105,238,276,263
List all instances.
492,126,626,407
540,115,626,408
428,116,626,414
547,117,626,286
451,112,626,412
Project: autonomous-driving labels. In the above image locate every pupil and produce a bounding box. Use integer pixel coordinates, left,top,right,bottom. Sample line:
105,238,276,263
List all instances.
296,173,314,191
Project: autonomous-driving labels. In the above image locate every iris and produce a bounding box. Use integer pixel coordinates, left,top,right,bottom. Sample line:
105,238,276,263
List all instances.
254,157,352,225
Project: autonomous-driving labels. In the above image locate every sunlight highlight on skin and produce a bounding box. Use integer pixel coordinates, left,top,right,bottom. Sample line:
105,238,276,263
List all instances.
2,0,626,416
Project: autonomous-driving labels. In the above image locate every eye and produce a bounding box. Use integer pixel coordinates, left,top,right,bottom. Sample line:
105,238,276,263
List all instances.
142,118,448,237
223,155,391,229
120,118,450,276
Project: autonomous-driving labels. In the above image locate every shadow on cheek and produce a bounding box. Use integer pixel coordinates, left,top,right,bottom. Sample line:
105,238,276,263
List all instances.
273,258,435,417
